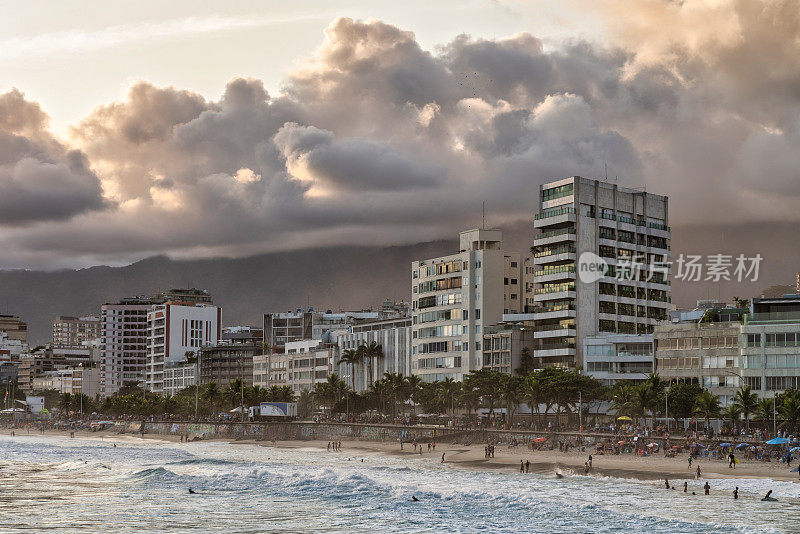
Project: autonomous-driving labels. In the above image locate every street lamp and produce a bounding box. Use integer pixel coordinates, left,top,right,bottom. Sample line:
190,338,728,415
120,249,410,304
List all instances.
665,385,669,432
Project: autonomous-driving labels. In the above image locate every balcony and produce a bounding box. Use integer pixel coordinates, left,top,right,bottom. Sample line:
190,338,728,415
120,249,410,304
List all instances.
534,264,576,283
532,306,576,321
534,228,576,247
533,346,576,358
534,206,576,228
534,326,577,339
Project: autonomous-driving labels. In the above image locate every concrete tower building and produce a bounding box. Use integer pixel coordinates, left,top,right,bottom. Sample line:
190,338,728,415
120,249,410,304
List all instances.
532,176,670,369
411,228,529,382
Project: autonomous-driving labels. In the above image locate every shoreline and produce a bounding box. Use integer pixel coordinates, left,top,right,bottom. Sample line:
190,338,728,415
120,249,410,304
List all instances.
10,429,800,484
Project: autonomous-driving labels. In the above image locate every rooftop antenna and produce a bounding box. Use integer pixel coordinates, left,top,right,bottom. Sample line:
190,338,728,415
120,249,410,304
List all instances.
604,161,608,182
482,201,485,229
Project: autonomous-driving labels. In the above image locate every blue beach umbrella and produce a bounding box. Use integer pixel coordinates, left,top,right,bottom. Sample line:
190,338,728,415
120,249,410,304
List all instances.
789,447,800,452
765,437,790,445
736,443,749,449
719,443,732,447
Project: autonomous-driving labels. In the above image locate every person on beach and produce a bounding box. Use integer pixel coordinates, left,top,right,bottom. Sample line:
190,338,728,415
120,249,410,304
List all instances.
520,460,525,473
441,453,445,463
683,481,688,493
588,454,592,468
525,460,530,473
704,482,710,495
688,456,692,468
696,466,702,479
583,462,590,474
327,442,331,452
728,451,736,468
733,487,739,500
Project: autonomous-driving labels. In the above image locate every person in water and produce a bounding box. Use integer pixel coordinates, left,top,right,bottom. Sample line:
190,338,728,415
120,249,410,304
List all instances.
411,496,419,502
733,487,739,499
520,460,525,473
762,490,777,502
441,453,445,463
704,482,710,495
188,488,196,494
665,478,670,489
683,481,688,493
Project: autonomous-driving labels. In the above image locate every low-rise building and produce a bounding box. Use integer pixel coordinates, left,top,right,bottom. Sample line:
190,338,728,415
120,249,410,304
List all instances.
52,315,101,346
336,317,412,392
654,322,741,405
163,363,197,397
481,323,535,375
284,340,334,393
583,334,654,385
740,295,800,395
0,314,27,343
197,340,255,389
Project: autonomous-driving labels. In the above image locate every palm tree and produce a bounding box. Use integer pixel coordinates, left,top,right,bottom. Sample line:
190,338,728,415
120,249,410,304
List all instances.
438,377,458,421
522,374,545,424
778,391,800,432
359,341,383,388
631,382,654,425
403,374,423,412
338,348,359,392
733,385,758,430
755,397,774,426
723,403,742,429
500,374,523,423
693,390,721,431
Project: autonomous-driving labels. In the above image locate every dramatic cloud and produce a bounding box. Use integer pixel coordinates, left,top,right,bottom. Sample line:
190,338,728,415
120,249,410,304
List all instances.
1,3,799,268
0,89,107,226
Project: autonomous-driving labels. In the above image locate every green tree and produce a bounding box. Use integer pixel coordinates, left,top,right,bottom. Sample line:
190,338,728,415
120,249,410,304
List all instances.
667,382,703,425
723,403,742,429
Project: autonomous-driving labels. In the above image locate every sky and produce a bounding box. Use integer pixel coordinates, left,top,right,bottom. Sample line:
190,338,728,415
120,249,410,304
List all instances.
1,0,799,270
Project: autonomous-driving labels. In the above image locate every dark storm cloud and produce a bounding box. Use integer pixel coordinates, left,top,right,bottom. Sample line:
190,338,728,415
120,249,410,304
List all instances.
0,89,107,225
2,4,800,267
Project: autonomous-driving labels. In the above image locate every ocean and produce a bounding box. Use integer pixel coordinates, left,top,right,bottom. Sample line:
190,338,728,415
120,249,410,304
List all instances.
0,434,798,533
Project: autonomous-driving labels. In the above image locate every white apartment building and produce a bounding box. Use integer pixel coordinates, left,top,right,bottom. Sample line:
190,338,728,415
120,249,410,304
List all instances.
411,228,529,382
0,331,27,361
146,302,220,394
740,295,800,395
336,317,412,392
283,339,334,393
52,315,101,346
163,362,197,397
532,176,670,369
100,298,154,397
583,334,654,385
32,366,100,397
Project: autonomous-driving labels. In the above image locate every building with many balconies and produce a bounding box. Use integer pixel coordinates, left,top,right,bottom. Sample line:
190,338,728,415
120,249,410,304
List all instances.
410,229,530,382
532,176,670,369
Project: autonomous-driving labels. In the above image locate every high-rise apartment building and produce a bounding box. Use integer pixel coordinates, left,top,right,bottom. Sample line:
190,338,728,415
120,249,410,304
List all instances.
52,315,101,346
410,228,529,382
100,297,155,397
532,176,670,369
146,302,220,394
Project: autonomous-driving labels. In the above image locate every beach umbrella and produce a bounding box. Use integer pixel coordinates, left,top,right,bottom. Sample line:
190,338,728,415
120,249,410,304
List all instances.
647,443,658,448
765,437,790,445
534,437,547,443
792,467,799,473
617,416,632,421
719,443,732,447
790,447,800,452
736,443,749,449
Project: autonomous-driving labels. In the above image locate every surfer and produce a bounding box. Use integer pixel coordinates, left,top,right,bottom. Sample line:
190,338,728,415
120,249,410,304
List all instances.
411,496,419,502
762,490,777,502
188,488,196,494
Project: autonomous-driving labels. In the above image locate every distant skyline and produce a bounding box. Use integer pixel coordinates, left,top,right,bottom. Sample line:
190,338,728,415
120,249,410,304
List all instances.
1,0,799,270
